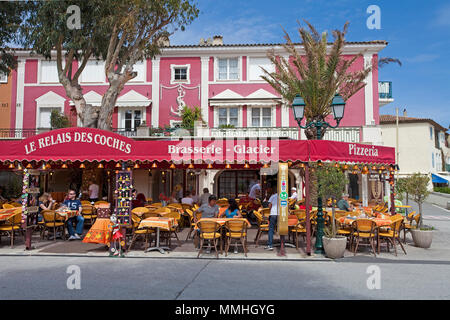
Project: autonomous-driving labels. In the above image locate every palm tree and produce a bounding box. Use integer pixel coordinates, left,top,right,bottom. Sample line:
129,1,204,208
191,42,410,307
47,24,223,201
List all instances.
261,21,372,139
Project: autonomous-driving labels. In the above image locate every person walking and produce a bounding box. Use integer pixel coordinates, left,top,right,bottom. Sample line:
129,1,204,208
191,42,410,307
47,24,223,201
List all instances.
265,192,278,251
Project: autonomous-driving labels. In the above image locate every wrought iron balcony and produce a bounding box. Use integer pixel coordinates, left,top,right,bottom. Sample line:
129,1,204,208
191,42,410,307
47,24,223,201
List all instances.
322,127,360,143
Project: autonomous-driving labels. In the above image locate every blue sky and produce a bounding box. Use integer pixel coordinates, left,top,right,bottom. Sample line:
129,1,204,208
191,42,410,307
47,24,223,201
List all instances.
171,0,450,130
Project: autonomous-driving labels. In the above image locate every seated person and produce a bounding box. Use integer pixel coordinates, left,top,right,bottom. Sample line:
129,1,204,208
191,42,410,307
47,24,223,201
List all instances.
224,199,242,219
38,192,55,222
337,193,353,212
195,195,219,220
181,191,194,206
63,189,84,240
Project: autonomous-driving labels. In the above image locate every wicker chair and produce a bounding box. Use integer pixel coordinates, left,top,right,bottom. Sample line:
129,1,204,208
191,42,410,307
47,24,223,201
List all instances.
402,211,419,243
351,219,377,256
159,210,182,247
81,204,97,226
254,210,269,247
378,219,406,256
224,219,248,257
128,212,154,251
0,208,23,247
197,220,222,258
41,210,66,241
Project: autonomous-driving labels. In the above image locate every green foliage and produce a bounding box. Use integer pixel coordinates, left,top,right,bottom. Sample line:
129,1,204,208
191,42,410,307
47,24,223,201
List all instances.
395,178,409,201
434,186,450,194
316,167,348,200
50,110,71,129
0,1,27,75
219,124,236,129
316,167,348,237
180,106,203,130
261,20,372,139
404,173,431,228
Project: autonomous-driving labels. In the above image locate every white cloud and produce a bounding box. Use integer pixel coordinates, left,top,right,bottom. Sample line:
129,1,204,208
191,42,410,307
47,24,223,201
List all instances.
404,53,439,63
434,4,450,26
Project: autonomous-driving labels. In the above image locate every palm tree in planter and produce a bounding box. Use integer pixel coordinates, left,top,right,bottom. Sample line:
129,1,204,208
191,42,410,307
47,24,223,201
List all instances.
261,20,372,140
316,166,349,258
405,173,434,248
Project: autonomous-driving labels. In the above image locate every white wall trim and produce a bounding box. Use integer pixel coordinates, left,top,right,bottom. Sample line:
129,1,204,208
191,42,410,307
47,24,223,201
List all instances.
363,53,374,126
151,57,160,128
200,56,209,125
15,60,25,131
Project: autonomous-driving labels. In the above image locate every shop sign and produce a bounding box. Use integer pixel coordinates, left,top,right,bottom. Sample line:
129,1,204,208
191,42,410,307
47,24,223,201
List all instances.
277,162,289,235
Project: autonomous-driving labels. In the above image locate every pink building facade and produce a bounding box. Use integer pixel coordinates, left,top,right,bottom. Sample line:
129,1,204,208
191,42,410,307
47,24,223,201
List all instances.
3,40,388,144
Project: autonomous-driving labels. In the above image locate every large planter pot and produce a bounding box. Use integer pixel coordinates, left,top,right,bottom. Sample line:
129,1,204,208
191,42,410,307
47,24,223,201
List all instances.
323,236,347,259
411,229,433,248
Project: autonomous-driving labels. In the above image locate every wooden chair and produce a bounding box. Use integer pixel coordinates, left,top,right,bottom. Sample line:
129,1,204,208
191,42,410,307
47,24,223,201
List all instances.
81,204,97,226
197,220,222,258
254,210,269,247
402,212,419,243
290,217,307,250
351,219,377,256
0,208,22,247
335,217,353,247
128,212,154,251
2,203,14,209
216,199,229,208
41,210,66,241
224,219,248,257
81,200,92,206
378,219,407,256
186,210,202,241
131,207,150,217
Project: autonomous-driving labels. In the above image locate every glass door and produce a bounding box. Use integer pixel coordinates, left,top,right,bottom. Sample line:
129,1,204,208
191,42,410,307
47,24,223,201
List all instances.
123,109,142,131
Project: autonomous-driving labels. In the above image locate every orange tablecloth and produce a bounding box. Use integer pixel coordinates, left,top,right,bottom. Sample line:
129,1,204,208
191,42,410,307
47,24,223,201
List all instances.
82,218,112,244
139,217,176,231
338,216,392,227
0,208,20,222
56,210,78,221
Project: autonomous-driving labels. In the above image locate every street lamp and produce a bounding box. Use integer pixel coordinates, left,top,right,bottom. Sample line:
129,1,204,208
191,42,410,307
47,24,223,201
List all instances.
292,93,346,254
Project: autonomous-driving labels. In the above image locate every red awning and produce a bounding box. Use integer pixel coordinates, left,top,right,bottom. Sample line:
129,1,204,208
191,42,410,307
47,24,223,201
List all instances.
0,127,395,164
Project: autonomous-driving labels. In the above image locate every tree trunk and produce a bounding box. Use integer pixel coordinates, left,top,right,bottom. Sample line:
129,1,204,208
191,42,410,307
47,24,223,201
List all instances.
60,81,99,128
418,202,423,228
98,83,122,130
331,201,336,237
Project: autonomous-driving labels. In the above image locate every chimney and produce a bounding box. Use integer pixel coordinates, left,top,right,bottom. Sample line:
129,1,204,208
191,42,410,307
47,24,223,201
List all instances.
157,35,170,47
403,108,407,117
212,35,223,46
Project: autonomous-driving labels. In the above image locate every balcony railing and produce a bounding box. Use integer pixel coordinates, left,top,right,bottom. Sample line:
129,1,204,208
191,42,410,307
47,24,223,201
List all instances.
379,81,392,99
322,127,360,143
0,128,51,139
195,127,299,139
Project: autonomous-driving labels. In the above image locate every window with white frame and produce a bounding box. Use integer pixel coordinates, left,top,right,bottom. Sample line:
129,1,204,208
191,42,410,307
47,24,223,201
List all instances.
248,57,274,81
129,60,146,82
251,107,272,127
170,64,190,84
0,72,7,83
218,107,239,127
120,108,144,131
80,60,105,83
217,58,239,80
40,60,64,83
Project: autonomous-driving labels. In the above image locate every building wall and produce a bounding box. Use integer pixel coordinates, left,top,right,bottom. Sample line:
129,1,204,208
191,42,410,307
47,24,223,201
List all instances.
7,45,384,142
381,122,433,174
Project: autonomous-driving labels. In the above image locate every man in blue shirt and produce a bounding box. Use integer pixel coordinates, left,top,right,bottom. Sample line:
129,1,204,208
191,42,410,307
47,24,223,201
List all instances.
63,189,84,240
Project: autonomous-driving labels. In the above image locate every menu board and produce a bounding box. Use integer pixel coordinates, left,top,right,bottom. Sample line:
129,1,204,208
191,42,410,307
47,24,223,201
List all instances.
22,168,40,250
114,170,132,226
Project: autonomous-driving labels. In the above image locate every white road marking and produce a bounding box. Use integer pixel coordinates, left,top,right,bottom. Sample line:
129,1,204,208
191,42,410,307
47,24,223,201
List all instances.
431,204,450,213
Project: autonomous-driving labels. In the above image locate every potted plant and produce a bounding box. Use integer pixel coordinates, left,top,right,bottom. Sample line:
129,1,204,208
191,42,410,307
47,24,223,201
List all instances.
317,166,349,258
405,173,433,248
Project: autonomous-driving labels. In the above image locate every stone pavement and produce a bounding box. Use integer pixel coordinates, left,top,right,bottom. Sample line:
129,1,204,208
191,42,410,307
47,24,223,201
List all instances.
1,201,449,263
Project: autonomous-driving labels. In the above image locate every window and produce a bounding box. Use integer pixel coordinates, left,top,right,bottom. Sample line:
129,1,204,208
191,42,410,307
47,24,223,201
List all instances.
170,64,190,84
251,107,272,127
218,107,238,127
432,153,435,168
0,72,7,83
218,170,259,198
248,57,274,81
123,109,142,131
217,58,239,80
80,60,104,83
40,60,63,83
430,127,433,140
39,107,61,128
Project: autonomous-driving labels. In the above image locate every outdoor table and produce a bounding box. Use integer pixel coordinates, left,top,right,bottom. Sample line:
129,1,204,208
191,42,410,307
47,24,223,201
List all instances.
0,208,20,222
83,218,112,245
139,217,177,254
338,216,392,228
56,210,78,221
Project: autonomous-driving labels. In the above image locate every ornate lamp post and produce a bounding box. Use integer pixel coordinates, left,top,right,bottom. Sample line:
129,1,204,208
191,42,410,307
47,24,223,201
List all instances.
292,93,346,253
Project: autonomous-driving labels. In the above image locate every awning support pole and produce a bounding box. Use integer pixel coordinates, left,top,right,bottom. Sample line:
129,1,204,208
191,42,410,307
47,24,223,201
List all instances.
305,163,311,255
